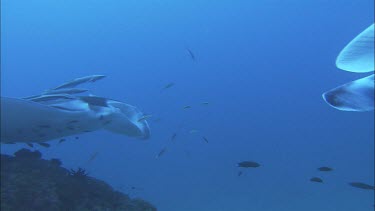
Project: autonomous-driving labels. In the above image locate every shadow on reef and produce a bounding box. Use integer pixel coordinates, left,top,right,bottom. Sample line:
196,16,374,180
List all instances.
1,148,157,211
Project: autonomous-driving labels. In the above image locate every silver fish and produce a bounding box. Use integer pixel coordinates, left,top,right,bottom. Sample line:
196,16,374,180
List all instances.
87,152,99,164
349,182,375,190
186,48,196,61
156,147,167,159
171,133,177,141
161,83,175,92
202,136,209,143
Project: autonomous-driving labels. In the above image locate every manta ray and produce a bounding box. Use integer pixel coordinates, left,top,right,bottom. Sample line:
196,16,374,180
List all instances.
1,75,150,144
323,23,374,112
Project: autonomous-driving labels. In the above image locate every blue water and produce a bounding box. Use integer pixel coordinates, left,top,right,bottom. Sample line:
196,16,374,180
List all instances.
1,0,374,210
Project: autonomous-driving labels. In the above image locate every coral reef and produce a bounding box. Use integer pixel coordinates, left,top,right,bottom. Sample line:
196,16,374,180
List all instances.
1,148,156,211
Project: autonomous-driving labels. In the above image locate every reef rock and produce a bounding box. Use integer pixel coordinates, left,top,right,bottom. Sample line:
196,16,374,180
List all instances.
0,148,156,211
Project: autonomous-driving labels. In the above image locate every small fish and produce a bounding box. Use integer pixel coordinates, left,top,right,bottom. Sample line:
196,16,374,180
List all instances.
348,182,375,190
183,105,191,109
201,102,209,105
75,136,79,140
186,48,196,61
59,138,66,144
138,114,152,122
202,136,209,143
238,161,260,168
161,83,175,92
310,177,323,183
38,143,50,148
87,152,99,164
318,167,333,171
189,129,199,134
27,143,34,148
156,147,167,159
238,171,243,176
171,133,177,141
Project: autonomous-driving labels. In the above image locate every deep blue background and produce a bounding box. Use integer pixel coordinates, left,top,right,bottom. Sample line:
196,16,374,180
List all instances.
1,0,374,210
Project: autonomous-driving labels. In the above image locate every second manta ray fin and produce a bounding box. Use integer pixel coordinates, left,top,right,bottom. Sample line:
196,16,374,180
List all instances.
336,24,374,73
323,23,374,112
323,74,374,112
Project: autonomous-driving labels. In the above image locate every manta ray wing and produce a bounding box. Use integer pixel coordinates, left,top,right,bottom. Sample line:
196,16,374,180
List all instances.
1,75,150,143
336,24,375,73
0,97,104,143
322,74,374,112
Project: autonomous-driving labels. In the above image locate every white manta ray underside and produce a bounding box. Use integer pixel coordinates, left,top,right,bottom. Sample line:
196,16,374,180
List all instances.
0,75,150,143
323,23,374,112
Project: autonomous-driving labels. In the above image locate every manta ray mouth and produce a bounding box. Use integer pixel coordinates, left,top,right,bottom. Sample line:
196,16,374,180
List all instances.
79,96,109,107
322,90,345,108
323,91,363,112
